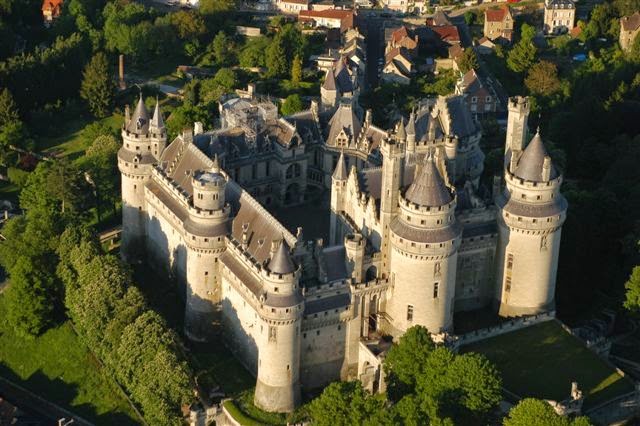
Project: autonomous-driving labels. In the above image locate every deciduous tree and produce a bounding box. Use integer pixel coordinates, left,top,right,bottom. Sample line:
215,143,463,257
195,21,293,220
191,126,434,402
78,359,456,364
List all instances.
503,398,592,426
280,94,304,116
525,60,561,96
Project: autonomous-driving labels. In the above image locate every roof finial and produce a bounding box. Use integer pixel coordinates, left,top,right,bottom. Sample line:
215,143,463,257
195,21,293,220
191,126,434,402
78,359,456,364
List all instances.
212,154,220,174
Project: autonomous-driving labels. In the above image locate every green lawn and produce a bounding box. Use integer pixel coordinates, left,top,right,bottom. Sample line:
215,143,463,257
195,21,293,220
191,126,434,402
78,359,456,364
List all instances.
39,113,122,159
462,320,635,409
0,295,140,425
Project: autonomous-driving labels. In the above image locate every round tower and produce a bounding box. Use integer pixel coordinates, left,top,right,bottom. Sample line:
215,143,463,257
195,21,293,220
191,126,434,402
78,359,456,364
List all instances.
184,158,231,341
254,240,303,413
385,154,462,336
118,95,165,260
495,131,567,317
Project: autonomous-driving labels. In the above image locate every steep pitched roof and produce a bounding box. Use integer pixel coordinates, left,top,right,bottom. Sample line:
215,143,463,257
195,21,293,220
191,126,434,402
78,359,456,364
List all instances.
127,94,150,135
333,151,348,180
485,6,511,22
150,100,164,130
268,240,296,274
432,25,460,44
405,156,453,207
322,67,337,91
621,12,640,32
396,118,406,140
514,132,558,182
42,0,63,11
326,102,361,146
427,11,452,27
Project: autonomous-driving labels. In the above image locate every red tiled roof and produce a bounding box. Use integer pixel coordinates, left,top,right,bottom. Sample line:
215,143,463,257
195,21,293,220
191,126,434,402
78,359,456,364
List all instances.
621,12,640,32
298,8,354,30
42,0,63,11
432,25,460,43
391,26,409,42
485,6,510,22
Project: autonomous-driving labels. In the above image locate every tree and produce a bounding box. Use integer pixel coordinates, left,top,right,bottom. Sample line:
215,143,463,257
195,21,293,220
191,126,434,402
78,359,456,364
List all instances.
507,23,537,73
0,87,26,160
80,52,115,118
624,266,640,312
384,326,435,394
5,255,56,337
308,381,387,426
525,60,561,96
291,54,302,86
210,31,233,66
280,94,304,116
266,35,288,77
504,398,593,426
239,36,269,68
464,11,475,26
169,10,205,40
458,48,479,73
82,134,120,222
199,0,235,13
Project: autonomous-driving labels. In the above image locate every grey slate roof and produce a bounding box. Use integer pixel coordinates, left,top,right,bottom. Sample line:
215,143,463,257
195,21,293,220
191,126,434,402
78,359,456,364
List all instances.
127,95,150,134
305,293,350,315
323,67,337,91
396,118,406,140
333,151,348,180
514,132,558,182
150,100,164,130
404,157,453,207
326,102,361,146
268,240,296,274
444,96,478,139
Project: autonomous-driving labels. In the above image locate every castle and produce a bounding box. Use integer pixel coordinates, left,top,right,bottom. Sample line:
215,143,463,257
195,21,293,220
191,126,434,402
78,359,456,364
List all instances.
118,76,567,412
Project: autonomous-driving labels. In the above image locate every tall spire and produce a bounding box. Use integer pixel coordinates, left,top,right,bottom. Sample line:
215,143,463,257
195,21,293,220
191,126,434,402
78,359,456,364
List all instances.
322,67,337,91
127,91,150,134
406,109,416,135
211,154,221,174
396,118,406,141
405,153,453,207
150,97,164,130
332,150,348,181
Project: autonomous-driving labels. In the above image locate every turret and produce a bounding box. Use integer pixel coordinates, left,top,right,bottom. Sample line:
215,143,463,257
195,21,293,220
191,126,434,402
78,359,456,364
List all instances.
118,93,162,260
320,67,338,111
379,137,405,279
406,109,416,153
495,130,568,317
505,96,530,157
183,158,231,342
385,154,462,336
330,151,348,245
344,233,365,282
254,240,303,413
149,98,167,159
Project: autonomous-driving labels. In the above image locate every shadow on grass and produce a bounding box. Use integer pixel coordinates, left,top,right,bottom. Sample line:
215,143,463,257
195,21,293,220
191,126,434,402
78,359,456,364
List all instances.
0,366,139,426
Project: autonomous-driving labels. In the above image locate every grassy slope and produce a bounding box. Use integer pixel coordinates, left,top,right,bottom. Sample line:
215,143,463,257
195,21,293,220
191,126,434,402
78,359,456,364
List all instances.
39,113,123,159
462,320,634,409
0,294,140,425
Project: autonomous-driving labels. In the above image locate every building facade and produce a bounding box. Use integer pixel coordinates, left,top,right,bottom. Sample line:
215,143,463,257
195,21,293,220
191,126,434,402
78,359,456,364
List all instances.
484,6,514,43
543,0,576,35
620,12,640,51
119,91,567,412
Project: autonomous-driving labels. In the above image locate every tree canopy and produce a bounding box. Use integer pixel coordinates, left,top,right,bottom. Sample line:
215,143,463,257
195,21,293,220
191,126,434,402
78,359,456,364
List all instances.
503,398,592,426
80,51,115,118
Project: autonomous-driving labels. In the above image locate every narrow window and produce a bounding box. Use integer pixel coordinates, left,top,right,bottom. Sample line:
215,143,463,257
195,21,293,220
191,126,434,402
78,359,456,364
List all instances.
269,326,277,342
433,282,439,299
407,305,414,322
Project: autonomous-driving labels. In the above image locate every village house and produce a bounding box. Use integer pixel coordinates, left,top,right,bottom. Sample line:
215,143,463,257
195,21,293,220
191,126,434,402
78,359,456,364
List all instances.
298,9,354,32
484,6,514,43
41,0,63,26
543,0,576,35
454,68,499,115
276,0,309,14
382,47,414,84
620,12,640,51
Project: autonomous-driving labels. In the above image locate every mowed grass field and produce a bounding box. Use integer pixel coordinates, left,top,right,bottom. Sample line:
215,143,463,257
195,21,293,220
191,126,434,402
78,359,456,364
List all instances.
462,320,635,410
0,294,140,425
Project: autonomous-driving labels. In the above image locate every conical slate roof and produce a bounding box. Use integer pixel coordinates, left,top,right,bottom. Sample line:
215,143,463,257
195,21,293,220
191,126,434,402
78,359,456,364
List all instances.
322,67,337,91
268,240,295,274
150,99,164,130
405,155,453,207
127,94,150,134
406,110,416,135
397,118,406,140
333,151,348,180
514,131,558,182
